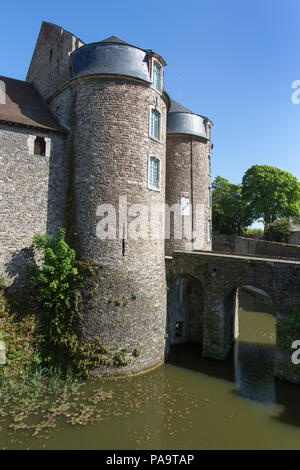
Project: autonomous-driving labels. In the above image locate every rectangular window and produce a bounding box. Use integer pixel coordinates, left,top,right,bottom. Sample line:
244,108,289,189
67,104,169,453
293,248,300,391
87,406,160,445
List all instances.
207,123,212,140
208,186,212,208
150,109,161,140
149,156,160,190
207,218,212,242
153,61,162,92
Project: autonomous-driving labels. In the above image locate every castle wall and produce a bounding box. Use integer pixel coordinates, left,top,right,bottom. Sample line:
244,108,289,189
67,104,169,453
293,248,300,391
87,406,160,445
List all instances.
0,124,66,287
48,86,74,130
70,75,168,376
165,135,212,255
26,22,84,101
213,233,300,259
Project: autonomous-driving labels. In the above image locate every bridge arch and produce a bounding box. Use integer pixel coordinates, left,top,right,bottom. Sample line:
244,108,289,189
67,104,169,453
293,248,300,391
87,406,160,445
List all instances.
168,251,300,383
223,285,278,353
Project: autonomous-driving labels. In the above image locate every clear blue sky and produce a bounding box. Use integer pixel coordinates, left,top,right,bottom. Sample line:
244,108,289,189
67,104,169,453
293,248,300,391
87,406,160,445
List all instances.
1,0,300,187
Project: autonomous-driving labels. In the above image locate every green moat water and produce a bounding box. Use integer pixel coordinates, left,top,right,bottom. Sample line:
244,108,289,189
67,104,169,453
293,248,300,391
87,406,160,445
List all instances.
1,289,300,450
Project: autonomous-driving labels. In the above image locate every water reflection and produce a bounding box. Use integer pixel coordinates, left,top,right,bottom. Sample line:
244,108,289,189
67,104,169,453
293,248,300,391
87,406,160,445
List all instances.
234,341,275,403
235,288,276,404
169,288,278,405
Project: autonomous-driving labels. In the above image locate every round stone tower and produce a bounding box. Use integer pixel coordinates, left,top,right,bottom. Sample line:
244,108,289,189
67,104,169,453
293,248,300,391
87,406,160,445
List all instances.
165,99,213,255
69,36,169,376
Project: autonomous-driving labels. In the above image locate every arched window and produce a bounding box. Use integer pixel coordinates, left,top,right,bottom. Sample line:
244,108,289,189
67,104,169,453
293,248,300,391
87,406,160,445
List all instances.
34,136,46,156
150,109,161,140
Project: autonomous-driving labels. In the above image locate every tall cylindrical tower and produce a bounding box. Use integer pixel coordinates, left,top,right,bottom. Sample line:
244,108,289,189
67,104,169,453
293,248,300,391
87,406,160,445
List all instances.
165,99,213,255
70,37,169,376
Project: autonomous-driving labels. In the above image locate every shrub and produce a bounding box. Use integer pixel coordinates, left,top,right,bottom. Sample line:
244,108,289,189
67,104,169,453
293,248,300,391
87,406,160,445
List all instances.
243,228,264,237
264,218,292,242
28,228,81,344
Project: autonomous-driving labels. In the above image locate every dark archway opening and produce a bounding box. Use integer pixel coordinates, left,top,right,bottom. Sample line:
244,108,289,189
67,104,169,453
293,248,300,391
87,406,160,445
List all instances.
166,275,204,349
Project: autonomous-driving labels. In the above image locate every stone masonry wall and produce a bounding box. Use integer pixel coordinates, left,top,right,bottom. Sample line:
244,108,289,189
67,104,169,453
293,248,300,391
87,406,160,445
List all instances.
71,76,168,376
26,22,84,101
165,135,212,256
0,123,66,287
213,233,300,260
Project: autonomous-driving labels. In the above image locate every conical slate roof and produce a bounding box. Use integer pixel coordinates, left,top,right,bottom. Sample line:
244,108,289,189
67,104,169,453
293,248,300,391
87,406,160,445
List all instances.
99,36,130,45
169,99,195,114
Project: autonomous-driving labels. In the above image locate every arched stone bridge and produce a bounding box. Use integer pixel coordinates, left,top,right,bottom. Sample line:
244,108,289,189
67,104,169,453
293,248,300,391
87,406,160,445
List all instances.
166,251,300,384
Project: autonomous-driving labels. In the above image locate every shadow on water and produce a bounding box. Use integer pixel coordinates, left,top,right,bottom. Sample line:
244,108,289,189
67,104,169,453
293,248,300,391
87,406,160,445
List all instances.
273,380,300,428
233,341,275,404
168,343,235,383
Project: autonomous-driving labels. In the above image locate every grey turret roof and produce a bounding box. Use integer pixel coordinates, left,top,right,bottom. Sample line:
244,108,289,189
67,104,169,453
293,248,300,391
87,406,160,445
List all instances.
99,36,130,45
167,98,212,139
169,99,195,114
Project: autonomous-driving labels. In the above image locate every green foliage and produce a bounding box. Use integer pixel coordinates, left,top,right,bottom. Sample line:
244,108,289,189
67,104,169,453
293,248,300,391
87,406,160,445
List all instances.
242,165,300,226
277,308,300,353
113,348,131,366
243,228,264,237
27,229,113,377
1,230,138,379
29,228,81,342
132,347,141,357
0,276,6,289
212,176,253,234
0,306,41,377
58,338,111,377
264,218,292,242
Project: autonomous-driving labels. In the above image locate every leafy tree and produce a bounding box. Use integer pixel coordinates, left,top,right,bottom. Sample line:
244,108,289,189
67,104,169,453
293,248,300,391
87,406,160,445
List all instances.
212,176,253,234
242,165,300,227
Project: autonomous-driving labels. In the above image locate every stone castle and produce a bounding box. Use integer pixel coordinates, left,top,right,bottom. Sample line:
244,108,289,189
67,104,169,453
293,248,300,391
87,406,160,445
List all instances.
0,21,213,376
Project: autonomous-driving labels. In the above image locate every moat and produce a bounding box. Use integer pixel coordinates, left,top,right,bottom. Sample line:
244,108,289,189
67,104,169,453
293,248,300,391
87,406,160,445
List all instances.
1,289,300,450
